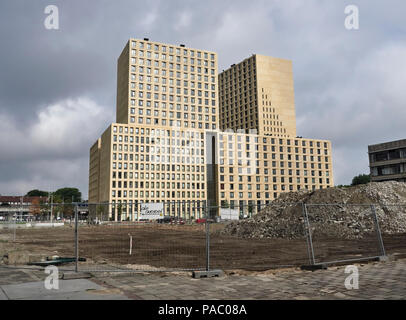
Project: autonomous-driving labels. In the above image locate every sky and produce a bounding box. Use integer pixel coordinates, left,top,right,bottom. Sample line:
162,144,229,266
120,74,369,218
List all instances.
0,0,405,199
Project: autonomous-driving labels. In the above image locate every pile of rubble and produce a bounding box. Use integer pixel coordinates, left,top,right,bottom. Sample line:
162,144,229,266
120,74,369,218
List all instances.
222,181,406,239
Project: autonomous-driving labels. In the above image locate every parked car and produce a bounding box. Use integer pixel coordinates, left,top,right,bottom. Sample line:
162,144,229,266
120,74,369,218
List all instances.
195,218,207,224
171,217,185,225
158,216,172,224
177,218,185,225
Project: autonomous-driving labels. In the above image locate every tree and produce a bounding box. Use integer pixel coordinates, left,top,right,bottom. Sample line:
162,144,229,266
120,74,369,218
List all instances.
221,200,229,208
351,174,371,186
336,184,350,188
53,188,82,203
26,189,48,197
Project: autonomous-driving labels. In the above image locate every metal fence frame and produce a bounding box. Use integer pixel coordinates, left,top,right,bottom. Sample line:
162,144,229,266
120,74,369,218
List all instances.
1,201,397,273
303,203,387,267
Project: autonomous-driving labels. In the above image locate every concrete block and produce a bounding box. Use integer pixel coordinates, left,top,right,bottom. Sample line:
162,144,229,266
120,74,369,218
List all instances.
192,270,224,279
378,255,394,262
62,272,92,280
300,264,328,271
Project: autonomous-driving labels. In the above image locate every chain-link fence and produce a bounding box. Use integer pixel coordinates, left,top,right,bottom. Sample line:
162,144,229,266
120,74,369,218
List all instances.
303,204,386,266
208,203,310,270
0,211,17,242
1,202,406,273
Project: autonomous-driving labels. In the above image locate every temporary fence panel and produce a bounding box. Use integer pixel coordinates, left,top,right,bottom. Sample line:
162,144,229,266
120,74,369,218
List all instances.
208,203,310,271
76,202,207,272
2,201,406,273
370,204,406,259
0,203,76,268
304,204,386,266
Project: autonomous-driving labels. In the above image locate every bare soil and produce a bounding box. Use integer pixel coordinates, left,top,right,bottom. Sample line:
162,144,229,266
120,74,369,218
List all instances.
2,223,406,271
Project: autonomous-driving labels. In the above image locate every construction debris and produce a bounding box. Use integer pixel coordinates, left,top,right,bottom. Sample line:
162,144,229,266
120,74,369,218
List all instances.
222,182,406,240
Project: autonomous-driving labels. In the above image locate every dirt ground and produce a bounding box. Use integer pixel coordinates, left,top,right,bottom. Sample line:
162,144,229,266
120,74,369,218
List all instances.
1,223,406,271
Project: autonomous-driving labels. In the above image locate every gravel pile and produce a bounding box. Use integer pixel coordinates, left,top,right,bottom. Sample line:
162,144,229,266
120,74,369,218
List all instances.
221,181,406,239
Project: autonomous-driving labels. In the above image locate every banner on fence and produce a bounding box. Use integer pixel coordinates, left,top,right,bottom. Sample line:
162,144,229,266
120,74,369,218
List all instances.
140,203,164,220
220,208,239,221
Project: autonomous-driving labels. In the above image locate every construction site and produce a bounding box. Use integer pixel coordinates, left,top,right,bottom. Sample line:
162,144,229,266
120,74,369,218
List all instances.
1,181,406,273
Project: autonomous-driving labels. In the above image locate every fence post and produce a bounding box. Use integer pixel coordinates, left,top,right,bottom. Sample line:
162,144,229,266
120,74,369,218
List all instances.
302,203,316,265
370,204,386,257
206,212,210,272
205,201,210,272
13,212,16,242
74,204,79,273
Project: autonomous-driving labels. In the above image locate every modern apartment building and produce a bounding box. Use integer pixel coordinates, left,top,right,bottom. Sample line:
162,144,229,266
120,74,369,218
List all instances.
219,54,296,137
368,139,406,182
89,38,334,220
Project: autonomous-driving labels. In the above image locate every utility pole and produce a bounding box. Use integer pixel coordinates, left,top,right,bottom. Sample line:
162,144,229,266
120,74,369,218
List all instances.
20,196,23,222
50,193,53,224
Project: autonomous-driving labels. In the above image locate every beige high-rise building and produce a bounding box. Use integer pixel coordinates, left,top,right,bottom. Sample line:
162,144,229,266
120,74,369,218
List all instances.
219,55,296,137
89,38,218,220
214,55,333,215
89,38,334,220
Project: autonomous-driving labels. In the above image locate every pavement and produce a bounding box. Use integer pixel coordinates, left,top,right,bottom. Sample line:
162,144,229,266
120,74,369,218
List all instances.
0,268,129,300
1,259,406,300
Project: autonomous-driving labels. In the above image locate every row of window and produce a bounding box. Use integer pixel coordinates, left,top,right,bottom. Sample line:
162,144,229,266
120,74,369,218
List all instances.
130,96,216,106
220,160,330,170
129,117,217,129
221,88,257,101
219,170,329,182
219,135,329,148
130,79,216,91
112,164,205,177
112,126,206,138
112,190,206,199
130,110,216,123
220,185,328,200
112,181,204,189
130,73,216,84
220,180,329,191
219,57,255,79
112,156,205,168
130,59,215,72
220,141,329,154
131,41,215,60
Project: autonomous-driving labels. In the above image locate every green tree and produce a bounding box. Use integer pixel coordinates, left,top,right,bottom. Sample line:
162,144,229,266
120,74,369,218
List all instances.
26,189,48,197
351,174,371,186
54,188,82,202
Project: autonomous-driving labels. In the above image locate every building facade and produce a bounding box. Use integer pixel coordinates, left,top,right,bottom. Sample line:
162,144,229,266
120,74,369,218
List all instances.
368,139,406,183
219,54,296,137
0,196,48,218
89,38,334,220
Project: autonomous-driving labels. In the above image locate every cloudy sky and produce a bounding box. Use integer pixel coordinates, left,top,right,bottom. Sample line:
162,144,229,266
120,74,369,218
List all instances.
0,0,405,199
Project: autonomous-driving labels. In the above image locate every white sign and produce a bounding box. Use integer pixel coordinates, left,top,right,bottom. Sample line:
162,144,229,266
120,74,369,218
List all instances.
220,208,239,221
140,203,164,220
